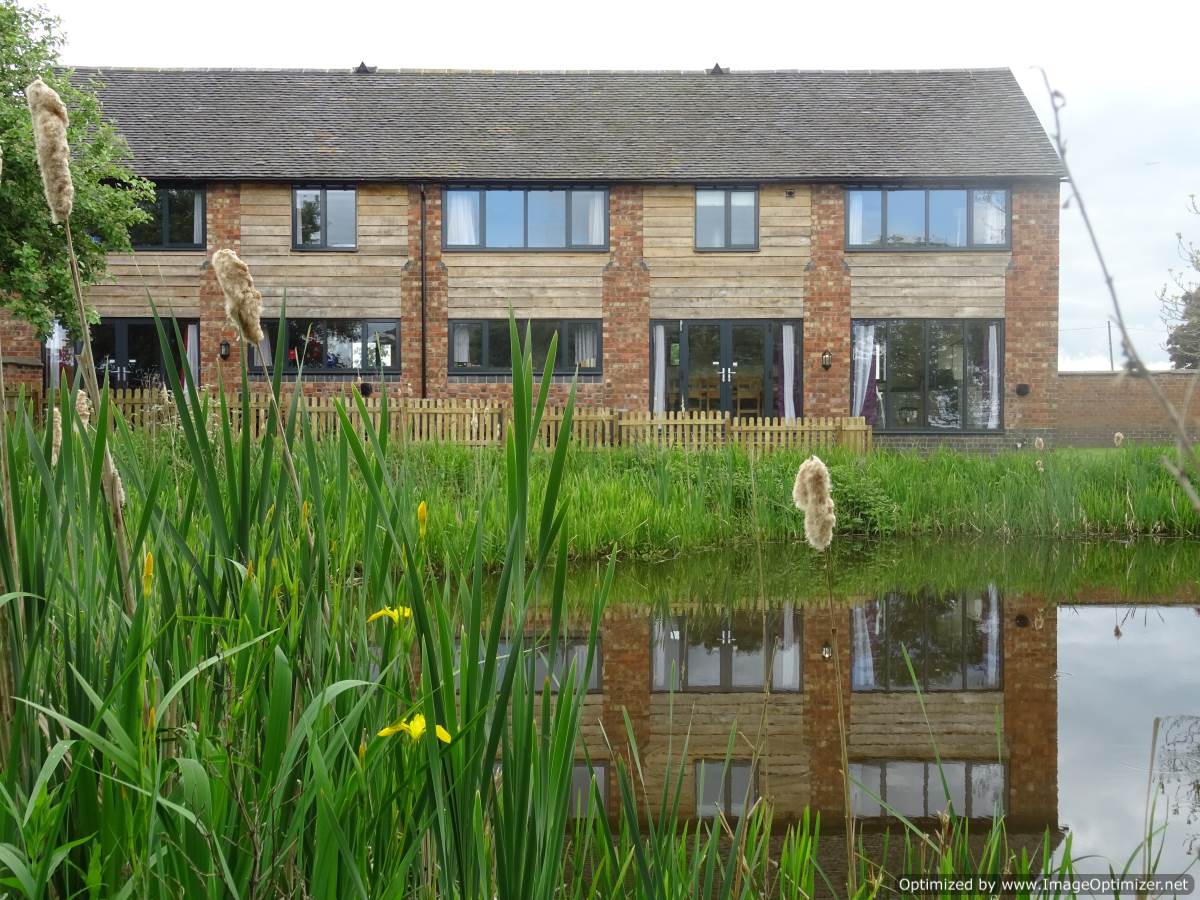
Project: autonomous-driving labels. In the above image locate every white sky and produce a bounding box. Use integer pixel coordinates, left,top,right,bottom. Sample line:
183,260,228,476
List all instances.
41,0,1200,371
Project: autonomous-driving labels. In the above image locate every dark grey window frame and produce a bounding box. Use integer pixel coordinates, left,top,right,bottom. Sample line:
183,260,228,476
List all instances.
849,591,1004,693
849,759,1008,821
82,316,199,387
291,184,358,251
442,185,610,252
251,318,399,373
695,760,757,820
131,184,206,251
650,611,802,694
850,318,1005,434
448,318,602,376
694,186,760,252
844,186,1012,251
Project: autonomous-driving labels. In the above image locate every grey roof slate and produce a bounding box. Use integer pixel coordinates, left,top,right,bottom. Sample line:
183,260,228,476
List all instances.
72,66,1064,182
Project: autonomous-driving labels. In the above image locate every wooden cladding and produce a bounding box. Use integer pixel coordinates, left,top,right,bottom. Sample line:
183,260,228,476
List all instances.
848,251,1010,319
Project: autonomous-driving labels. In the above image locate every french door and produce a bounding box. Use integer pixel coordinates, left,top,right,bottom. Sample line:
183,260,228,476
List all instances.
88,318,198,389
650,319,801,418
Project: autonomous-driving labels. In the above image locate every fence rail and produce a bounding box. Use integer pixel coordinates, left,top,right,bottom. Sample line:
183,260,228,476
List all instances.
16,388,872,454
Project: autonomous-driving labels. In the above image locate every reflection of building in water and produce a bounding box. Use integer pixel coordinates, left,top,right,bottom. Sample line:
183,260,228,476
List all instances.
557,589,1059,836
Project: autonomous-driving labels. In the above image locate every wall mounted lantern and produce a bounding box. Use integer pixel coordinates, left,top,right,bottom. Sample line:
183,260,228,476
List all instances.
821,349,833,370
219,341,231,360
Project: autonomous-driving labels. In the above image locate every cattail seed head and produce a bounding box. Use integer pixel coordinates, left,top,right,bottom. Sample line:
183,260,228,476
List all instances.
1034,436,1045,451
75,389,92,429
793,455,837,552
51,408,62,467
1035,458,1044,474
113,469,126,507
211,249,264,345
25,78,74,224
1113,432,1124,448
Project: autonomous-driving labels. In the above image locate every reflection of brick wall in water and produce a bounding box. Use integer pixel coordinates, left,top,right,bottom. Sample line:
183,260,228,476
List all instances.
1057,372,1200,446
805,606,852,817
1003,595,1059,830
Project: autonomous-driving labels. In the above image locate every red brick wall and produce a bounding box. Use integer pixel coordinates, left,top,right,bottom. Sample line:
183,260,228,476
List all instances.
1004,181,1060,436
199,183,243,390
400,185,445,400
804,606,852,816
1058,371,1200,446
804,185,852,417
1003,595,1058,830
0,309,44,389
601,186,650,409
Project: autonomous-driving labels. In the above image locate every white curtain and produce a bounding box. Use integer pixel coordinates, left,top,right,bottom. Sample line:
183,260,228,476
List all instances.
851,323,875,416
984,584,1000,687
974,191,1007,245
45,322,67,391
453,325,471,365
652,324,667,414
580,191,605,245
851,605,876,689
986,323,1000,430
573,324,598,369
771,604,800,690
446,191,480,245
185,322,199,382
848,192,864,245
781,324,796,420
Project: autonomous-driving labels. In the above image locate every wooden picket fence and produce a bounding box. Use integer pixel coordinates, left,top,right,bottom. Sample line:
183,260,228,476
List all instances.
22,388,872,455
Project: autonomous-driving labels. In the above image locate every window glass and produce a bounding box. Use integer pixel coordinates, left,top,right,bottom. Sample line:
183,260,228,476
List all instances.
294,189,322,247
527,320,559,371
927,321,964,430
697,762,726,818
885,762,925,816
846,190,882,245
165,188,202,245
569,764,602,819
885,190,925,245
970,763,1005,817
326,189,356,248
729,191,756,246
695,190,726,248
928,190,967,248
486,321,513,371
451,322,483,368
445,189,481,246
729,612,767,689
686,617,723,688
728,762,754,817
365,322,398,369
129,196,161,247
972,190,1008,245
568,321,600,370
963,321,1001,431
320,321,361,369
885,320,925,430
769,606,802,691
92,323,117,380
527,190,567,248
964,589,1002,690
652,618,682,691
485,189,524,248
571,190,606,246
532,640,597,692
925,597,965,690
850,764,883,817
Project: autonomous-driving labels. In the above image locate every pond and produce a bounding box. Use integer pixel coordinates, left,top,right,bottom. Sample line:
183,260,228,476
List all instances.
542,538,1200,879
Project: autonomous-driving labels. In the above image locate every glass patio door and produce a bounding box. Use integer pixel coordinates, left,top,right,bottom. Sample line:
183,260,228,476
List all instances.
729,323,768,418
683,323,723,412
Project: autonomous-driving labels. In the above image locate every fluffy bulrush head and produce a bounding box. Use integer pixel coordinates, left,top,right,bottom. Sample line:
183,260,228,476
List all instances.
212,249,264,345
75,389,92,429
792,455,837,552
25,78,74,224
51,408,62,467
1113,432,1125,448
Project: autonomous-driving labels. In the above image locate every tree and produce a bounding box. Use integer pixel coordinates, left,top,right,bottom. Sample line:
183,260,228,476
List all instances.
1161,197,1200,370
0,0,153,336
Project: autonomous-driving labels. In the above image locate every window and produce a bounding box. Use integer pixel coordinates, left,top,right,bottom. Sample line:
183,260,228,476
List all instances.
84,317,198,388
652,607,801,692
569,763,607,819
695,188,758,250
253,319,399,372
443,187,608,250
851,319,1003,432
455,636,600,693
449,319,601,376
696,760,756,819
849,761,1005,820
845,188,1009,249
293,185,357,250
850,588,1002,692
130,185,205,249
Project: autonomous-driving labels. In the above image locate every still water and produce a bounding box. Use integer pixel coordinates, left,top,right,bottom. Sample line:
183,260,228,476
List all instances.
549,539,1200,878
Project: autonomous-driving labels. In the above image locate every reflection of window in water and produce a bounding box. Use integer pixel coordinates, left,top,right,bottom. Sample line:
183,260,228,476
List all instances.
850,760,1005,820
454,636,600,692
851,587,1001,691
1156,715,1200,858
651,606,801,692
696,760,756,819
569,762,606,819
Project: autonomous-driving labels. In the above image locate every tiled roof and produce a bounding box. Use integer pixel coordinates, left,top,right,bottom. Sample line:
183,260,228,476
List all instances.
73,66,1064,182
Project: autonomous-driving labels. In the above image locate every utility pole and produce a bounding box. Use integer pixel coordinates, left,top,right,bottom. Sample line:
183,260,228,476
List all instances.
1107,320,1115,372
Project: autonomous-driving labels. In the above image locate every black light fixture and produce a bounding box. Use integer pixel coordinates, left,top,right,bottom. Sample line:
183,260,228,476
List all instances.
821,349,833,370
219,340,231,360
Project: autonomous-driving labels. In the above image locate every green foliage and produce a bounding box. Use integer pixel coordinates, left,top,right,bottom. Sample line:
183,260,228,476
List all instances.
0,0,153,334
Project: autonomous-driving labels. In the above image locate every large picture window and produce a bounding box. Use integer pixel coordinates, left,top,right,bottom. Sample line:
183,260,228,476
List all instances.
253,319,398,372
846,188,1009,249
695,187,758,250
851,319,1002,432
850,761,1005,820
130,185,205,249
449,319,601,376
652,607,801,692
293,185,357,250
443,187,608,250
851,588,1002,692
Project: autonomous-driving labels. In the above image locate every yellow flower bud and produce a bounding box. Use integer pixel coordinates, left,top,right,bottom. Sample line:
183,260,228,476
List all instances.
142,550,154,596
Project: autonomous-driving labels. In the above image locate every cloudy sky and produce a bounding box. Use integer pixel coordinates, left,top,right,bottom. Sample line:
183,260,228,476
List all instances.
41,0,1200,371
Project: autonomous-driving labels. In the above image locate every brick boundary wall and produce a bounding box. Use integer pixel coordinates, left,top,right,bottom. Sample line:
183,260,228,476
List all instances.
1057,371,1200,446
0,308,44,389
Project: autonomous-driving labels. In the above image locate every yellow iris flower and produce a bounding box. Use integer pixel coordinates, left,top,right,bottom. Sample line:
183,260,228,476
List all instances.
378,713,452,744
417,500,428,539
142,550,154,595
367,606,412,625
